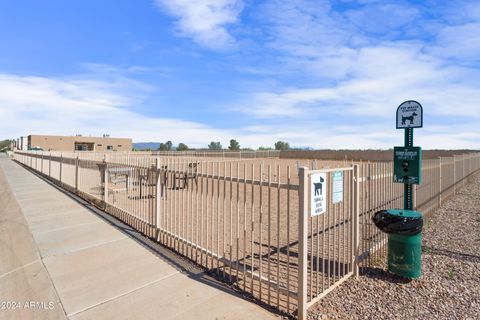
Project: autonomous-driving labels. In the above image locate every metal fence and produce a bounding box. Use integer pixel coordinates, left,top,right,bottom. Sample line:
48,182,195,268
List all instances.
12,151,480,319
62,149,281,159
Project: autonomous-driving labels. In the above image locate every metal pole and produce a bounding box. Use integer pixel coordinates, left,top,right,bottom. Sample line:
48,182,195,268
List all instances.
353,165,360,278
404,128,413,210
59,153,63,185
453,156,457,194
155,157,161,236
103,154,109,205
75,155,79,192
439,158,442,206
297,167,308,320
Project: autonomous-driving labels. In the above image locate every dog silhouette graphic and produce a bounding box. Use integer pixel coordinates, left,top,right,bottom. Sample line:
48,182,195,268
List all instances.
314,177,325,196
401,112,418,125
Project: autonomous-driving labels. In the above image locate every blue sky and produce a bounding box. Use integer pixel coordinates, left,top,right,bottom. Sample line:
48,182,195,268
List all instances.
0,0,479,149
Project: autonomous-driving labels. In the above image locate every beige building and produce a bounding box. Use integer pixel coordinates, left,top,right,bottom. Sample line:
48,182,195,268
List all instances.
28,135,132,152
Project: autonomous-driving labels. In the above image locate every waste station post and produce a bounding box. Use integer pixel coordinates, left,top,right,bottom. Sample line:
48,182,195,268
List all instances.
404,127,414,210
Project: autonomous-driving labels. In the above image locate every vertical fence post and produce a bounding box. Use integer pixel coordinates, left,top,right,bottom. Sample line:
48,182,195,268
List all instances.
48,153,52,177
439,158,442,206
453,156,457,194
59,153,63,185
297,167,308,320
103,154,109,205
75,155,79,192
463,154,466,185
41,153,44,174
353,165,360,278
155,157,161,234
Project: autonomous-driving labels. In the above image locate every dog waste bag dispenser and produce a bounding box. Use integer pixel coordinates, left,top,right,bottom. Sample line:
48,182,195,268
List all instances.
373,100,424,279
393,147,422,185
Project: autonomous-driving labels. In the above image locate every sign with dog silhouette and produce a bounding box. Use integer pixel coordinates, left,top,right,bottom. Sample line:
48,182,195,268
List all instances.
311,173,327,216
396,100,423,129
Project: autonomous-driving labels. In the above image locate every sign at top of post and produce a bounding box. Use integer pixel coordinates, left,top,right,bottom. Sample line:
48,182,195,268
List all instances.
396,100,423,129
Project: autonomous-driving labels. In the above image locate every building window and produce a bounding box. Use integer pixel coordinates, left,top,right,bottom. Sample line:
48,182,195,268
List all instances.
75,142,94,151
107,145,113,150
97,144,102,146
117,145,122,147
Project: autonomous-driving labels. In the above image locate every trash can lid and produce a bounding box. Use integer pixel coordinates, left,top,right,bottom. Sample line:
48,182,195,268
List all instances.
385,209,422,219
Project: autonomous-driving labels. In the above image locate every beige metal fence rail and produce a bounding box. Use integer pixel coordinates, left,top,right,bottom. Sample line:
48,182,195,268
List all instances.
151,150,281,159
43,150,281,159
12,151,480,319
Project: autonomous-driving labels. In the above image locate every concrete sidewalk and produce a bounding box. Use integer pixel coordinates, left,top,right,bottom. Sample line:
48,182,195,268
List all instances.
0,158,278,320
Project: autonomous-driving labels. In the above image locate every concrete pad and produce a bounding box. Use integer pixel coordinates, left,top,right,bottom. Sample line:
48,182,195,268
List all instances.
18,197,81,216
27,211,102,234
0,217,39,276
0,261,66,320
14,190,64,201
43,239,179,316
172,289,279,320
0,170,39,276
69,271,277,320
34,221,127,257
25,207,95,222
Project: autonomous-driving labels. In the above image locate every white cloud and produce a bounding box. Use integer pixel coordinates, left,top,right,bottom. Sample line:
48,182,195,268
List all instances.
238,41,480,121
0,72,233,146
345,2,421,35
429,22,480,61
1,70,477,149
154,0,244,50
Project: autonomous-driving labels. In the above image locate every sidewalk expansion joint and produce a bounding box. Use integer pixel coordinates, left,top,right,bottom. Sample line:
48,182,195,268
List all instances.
67,271,181,317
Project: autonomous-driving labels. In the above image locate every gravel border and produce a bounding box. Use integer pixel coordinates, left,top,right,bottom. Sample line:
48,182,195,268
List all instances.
309,174,480,320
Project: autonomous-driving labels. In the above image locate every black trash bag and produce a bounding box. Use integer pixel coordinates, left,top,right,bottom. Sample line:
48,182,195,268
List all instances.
372,210,423,236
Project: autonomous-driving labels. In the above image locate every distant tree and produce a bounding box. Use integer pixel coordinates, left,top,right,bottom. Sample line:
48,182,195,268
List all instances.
0,140,10,152
274,141,290,150
158,140,173,151
228,139,240,151
258,146,274,150
208,141,222,150
177,143,189,151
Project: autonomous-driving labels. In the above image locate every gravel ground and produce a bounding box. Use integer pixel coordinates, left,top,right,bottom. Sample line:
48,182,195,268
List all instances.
309,175,480,320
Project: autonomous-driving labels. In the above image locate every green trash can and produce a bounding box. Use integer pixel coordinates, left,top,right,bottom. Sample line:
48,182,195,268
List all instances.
373,209,423,279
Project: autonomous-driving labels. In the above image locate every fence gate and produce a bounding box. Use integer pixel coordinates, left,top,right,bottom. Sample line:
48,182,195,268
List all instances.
297,166,359,320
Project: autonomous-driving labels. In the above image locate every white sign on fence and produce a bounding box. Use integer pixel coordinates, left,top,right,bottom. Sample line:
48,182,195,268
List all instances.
396,100,423,129
311,173,327,216
332,171,343,203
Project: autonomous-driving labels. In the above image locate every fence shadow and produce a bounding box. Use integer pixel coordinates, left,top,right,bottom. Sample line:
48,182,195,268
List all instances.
360,267,413,284
422,246,480,263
